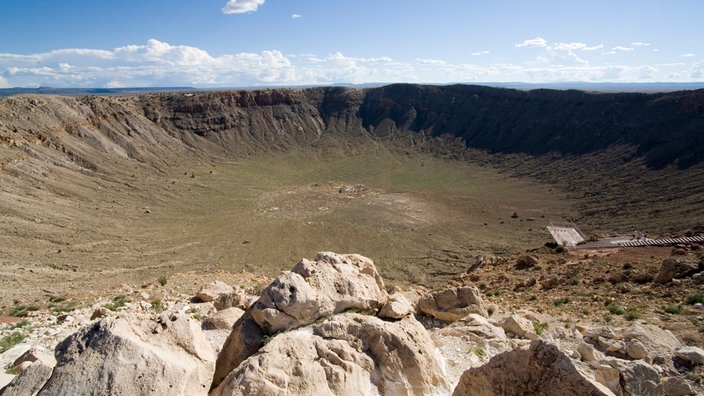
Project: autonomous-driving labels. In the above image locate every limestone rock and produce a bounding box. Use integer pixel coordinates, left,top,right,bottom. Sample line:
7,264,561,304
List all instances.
662,376,693,396
211,313,449,396
204,307,245,330
212,252,389,390
0,359,54,396
585,324,681,359
498,314,536,339
32,314,215,395
214,289,257,311
675,346,704,365
594,365,620,395
452,340,614,396
197,281,235,303
618,361,661,395
578,342,605,363
8,347,55,373
655,258,699,284
378,293,414,319
625,340,648,360
454,314,507,340
416,286,487,321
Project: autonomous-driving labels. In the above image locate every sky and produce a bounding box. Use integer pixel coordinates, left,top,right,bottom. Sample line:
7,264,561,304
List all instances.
0,0,702,88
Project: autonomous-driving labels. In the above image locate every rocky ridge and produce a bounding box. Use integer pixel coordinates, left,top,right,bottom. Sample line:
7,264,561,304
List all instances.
2,252,702,395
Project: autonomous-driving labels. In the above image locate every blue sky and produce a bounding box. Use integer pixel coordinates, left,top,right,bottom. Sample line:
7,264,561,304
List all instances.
0,0,702,88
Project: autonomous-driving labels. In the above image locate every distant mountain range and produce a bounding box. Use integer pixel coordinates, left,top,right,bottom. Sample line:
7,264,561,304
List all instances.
2,82,704,97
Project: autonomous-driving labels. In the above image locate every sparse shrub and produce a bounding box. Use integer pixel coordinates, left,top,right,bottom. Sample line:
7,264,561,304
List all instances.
605,300,625,315
48,295,66,303
570,276,581,285
604,314,613,323
532,322,545,335
552,246,566,254
663,304,683,314
50,302,77,315
685,292,704,305
478,282,487,290
9,320,29,330
553,297,571,307
469,346,487,360
582,307,590,315
487,305,496,316
150,299,165,313
9,305,40,318
104,295,130,312
528,295,538,301
158,276,168,286
0,333,25,353
624,309,641,321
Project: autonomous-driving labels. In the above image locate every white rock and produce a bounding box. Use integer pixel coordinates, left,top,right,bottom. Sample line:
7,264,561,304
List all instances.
196,280,235,303
416,286,487,321
675,346,704,365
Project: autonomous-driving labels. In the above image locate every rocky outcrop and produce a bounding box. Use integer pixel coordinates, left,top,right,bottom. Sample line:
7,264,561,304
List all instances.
416,286,487,321
212,252,394,391
197,281,236,303
452,340,614,396
655,258,701,284
3,314,215,395
212,314,448,396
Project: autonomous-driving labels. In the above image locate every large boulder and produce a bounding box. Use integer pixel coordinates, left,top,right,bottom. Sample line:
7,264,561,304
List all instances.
416,286,487,321
6,314,215,396
584,324,681,360
0,360,54,396
211,313,449,396
452,340,614,396
197,281,235,303
212,252,389,390
655,258,700,284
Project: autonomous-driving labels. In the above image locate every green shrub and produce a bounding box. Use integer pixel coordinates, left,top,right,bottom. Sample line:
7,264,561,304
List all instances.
158,276,168,286
150,299,165,313
685,292,704,305
663,304,683,314
0,333,25,353
533,322,545,335
487,305,496,316
624,309,641,321
469,346,487,360
605,300,625,315
104,295,130,311
48,295,66,303
528,295,538,301
9,305,40,318
9,320,30,330
553,297,571,307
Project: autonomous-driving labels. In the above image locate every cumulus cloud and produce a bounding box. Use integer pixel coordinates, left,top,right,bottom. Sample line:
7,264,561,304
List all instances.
291,14,302,19
1,38,702,88
681,53,696,57
515,37,547,48
632,42,651,47
221,0,265,14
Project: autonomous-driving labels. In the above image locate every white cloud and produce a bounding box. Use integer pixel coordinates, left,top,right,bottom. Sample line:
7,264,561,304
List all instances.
632,42,651,47
221,0,265,14
291,14,302,19
603,46,635,55
515,37,547,48
1,39,702,88
681,53,696,57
